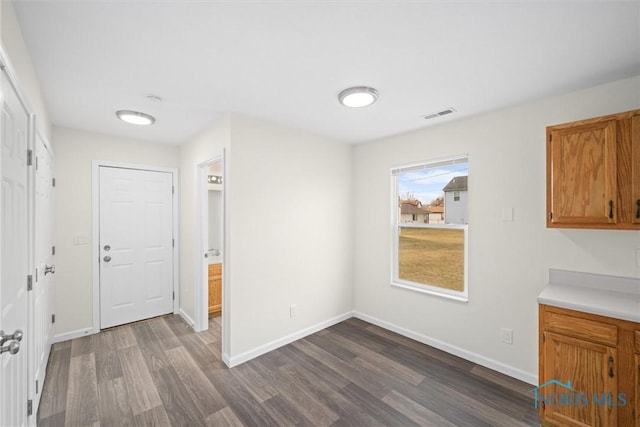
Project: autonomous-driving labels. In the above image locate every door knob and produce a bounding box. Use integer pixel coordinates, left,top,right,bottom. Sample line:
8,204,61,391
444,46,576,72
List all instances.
0,329,23,346
103,256,111,263
44,265,55,275
104,245,111,251
0,341,19,355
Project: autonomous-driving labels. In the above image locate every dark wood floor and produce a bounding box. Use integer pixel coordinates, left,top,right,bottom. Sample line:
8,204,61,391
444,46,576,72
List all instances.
38,315,539,426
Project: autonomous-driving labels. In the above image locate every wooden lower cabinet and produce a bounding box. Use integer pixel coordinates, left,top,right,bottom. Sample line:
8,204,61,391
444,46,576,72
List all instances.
208,263,222,317
539,305,639,427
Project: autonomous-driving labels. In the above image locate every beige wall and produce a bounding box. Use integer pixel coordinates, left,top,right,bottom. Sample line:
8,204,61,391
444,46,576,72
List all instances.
353,75,640,383
226,115,353,358
1,1,51,141
52,127,180,338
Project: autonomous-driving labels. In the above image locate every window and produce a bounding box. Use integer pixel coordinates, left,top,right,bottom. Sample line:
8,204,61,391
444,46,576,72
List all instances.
412,214,417,221
392,156,469,301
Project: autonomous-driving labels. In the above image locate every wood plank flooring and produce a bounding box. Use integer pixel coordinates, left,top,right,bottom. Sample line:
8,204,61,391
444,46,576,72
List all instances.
38,315,540,426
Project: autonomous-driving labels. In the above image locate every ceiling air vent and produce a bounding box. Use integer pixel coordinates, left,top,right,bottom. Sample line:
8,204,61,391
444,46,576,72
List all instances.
424,108,456,120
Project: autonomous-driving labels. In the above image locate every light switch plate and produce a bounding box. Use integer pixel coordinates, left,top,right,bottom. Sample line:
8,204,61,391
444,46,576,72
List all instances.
73,233,89,245
501,207,514,222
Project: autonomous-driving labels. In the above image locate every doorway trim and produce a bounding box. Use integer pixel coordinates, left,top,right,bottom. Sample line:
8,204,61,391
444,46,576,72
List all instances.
91,160,179,333
194,152,225,333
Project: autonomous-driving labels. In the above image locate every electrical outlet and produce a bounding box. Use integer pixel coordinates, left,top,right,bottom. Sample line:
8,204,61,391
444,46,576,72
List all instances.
290,304,297,318
501,328,513,344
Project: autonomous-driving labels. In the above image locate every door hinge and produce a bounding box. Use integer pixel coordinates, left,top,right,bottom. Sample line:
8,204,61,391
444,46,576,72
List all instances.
35,269,38,283
52,177,56,187
27,399,32,416
548,212,552,220
172,186,175,195
52,246,56,255
27,275,33,291
542,333,545,343
173,291,175,301
51,314,56,324
172,238,175,248
35,156,38,170
36,379,39,394
27,149,33,166
548,134,552,142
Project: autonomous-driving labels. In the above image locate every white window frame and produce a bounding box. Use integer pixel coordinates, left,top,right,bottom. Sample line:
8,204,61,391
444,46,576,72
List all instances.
391,155,469,302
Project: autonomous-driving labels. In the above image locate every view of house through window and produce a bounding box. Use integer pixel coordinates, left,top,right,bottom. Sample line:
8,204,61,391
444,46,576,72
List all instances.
392,156,469,299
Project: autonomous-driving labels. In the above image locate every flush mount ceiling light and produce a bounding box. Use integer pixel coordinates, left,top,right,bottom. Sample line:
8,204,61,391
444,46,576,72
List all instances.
338,86,379,108
116,110,155,126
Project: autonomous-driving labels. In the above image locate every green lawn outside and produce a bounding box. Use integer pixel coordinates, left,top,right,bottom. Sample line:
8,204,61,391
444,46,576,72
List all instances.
398,227,464,292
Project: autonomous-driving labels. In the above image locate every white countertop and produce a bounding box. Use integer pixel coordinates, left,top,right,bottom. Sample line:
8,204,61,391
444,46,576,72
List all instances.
538,269,640,323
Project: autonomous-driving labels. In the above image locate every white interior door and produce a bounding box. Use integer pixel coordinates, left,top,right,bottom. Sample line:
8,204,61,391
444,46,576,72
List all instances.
31,132,53,415
0,69,30,426
99,166,174,329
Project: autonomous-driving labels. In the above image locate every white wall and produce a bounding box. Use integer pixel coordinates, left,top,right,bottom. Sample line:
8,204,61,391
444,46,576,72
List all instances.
353,76,640,383
1,1,51,141
52,127,180,338
178,116,230,339
227,114,353,358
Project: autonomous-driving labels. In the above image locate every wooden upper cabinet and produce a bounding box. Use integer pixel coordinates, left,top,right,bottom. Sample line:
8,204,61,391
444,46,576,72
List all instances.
547,109,640,230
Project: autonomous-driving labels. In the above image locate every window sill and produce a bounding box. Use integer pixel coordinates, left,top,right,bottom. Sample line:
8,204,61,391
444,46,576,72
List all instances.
391,281,469,303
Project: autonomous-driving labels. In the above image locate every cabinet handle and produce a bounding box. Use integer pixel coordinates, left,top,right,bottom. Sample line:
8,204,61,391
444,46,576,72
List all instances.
608,356,614,378
636,199,640,219
608,200,614,219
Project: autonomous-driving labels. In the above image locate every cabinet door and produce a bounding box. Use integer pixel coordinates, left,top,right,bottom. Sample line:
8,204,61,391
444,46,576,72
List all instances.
542,332,617,427
632,115,640,225
548,120,617,226
208,263,222,316
208,265,216,313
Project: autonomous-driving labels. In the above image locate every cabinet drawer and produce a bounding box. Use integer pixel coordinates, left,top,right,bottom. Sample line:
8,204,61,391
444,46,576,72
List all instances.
208,263,222,275
635,330,640,353
544,311,617,346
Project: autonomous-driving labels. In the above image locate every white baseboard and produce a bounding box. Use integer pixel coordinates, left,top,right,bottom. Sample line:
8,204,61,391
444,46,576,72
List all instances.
221,352,231,368
179,309,196,330
226,311,354,368
53,327,96,344
353,311,537,385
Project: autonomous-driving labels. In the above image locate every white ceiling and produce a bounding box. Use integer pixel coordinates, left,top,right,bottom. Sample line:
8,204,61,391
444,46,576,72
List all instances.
13,1,640,145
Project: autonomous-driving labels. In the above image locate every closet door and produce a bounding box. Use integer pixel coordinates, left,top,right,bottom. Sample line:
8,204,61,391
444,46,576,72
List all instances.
32,132,54,415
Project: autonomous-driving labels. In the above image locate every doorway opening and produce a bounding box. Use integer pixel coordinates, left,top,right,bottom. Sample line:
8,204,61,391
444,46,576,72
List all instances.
195,153,225,353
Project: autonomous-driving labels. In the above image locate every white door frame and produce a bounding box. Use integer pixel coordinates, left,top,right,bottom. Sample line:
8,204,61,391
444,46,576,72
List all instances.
91,161,179,333
194,152,225,333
